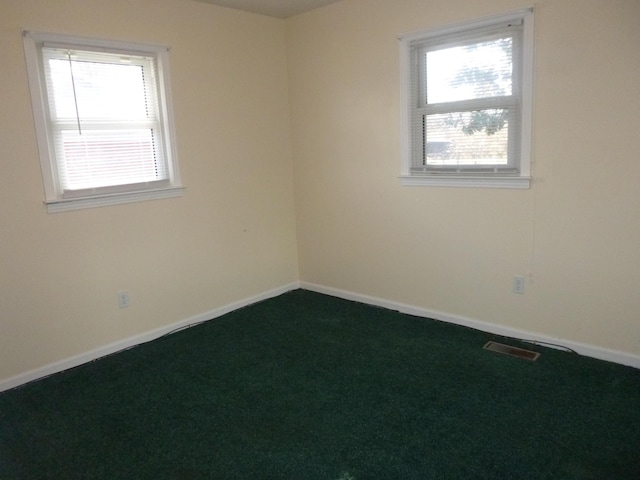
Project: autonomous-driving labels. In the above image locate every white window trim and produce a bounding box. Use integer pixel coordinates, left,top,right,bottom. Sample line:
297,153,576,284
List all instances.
23,30,184,212
398,7,534,189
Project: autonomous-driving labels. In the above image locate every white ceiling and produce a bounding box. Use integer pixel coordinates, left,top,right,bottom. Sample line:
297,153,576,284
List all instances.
194,0,342,18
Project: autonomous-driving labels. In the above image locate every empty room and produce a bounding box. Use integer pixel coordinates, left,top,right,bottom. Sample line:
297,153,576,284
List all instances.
1,0,639,478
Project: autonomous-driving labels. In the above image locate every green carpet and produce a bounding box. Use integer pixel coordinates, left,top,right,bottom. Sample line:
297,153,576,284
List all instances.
1,290,639,479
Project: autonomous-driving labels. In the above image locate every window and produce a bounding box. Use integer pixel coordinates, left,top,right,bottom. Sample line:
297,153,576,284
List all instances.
399,8,534,188
23,31,183,212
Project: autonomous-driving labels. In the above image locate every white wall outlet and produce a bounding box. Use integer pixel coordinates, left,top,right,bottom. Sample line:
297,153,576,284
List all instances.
118,291,130,308
512,276,525,294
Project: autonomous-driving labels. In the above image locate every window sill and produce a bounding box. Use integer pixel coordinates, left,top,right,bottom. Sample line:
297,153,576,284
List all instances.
399,175,531,189
44,186,185,213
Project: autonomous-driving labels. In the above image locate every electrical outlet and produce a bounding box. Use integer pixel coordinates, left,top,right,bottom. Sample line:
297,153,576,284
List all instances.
118,291,130,308
512,276,525,294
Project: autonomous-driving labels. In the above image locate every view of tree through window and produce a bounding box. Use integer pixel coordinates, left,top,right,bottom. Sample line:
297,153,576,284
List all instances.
424,37,513,167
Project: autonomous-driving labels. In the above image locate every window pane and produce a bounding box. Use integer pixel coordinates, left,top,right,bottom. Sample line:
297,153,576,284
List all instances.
57,129,165,190
426,37,513,104
424,110,509,166
47,57,152,120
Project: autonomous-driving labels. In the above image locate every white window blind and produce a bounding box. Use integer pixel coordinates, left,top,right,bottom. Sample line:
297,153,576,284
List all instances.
42,46,169,195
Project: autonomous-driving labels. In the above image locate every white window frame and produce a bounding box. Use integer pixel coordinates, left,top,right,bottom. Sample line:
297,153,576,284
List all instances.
399,8,534,189
23,31,183,212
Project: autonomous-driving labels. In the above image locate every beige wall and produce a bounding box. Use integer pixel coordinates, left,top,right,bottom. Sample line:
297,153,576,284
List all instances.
0,0,299,381
2,0,639,384
288,0,640,355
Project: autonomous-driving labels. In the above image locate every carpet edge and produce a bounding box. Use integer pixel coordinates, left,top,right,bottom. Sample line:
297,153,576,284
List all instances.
300,281,640,369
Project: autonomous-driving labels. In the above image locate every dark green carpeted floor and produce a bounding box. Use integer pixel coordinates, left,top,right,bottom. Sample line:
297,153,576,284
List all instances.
1,290,639,479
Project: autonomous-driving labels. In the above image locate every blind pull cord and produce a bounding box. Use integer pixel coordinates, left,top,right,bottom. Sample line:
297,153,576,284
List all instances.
67,51,82,135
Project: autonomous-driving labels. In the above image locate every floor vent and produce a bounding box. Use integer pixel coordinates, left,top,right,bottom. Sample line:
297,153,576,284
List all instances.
483,341,540,361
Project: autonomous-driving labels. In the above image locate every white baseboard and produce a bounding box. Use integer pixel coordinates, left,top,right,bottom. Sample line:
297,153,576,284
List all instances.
300,281,640,370
3,280,637,393
0,282,301,393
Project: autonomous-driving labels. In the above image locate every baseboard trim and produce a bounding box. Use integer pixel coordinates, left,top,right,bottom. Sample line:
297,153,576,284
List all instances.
3,280,637,393
0,282,301,393
300,281,640,369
